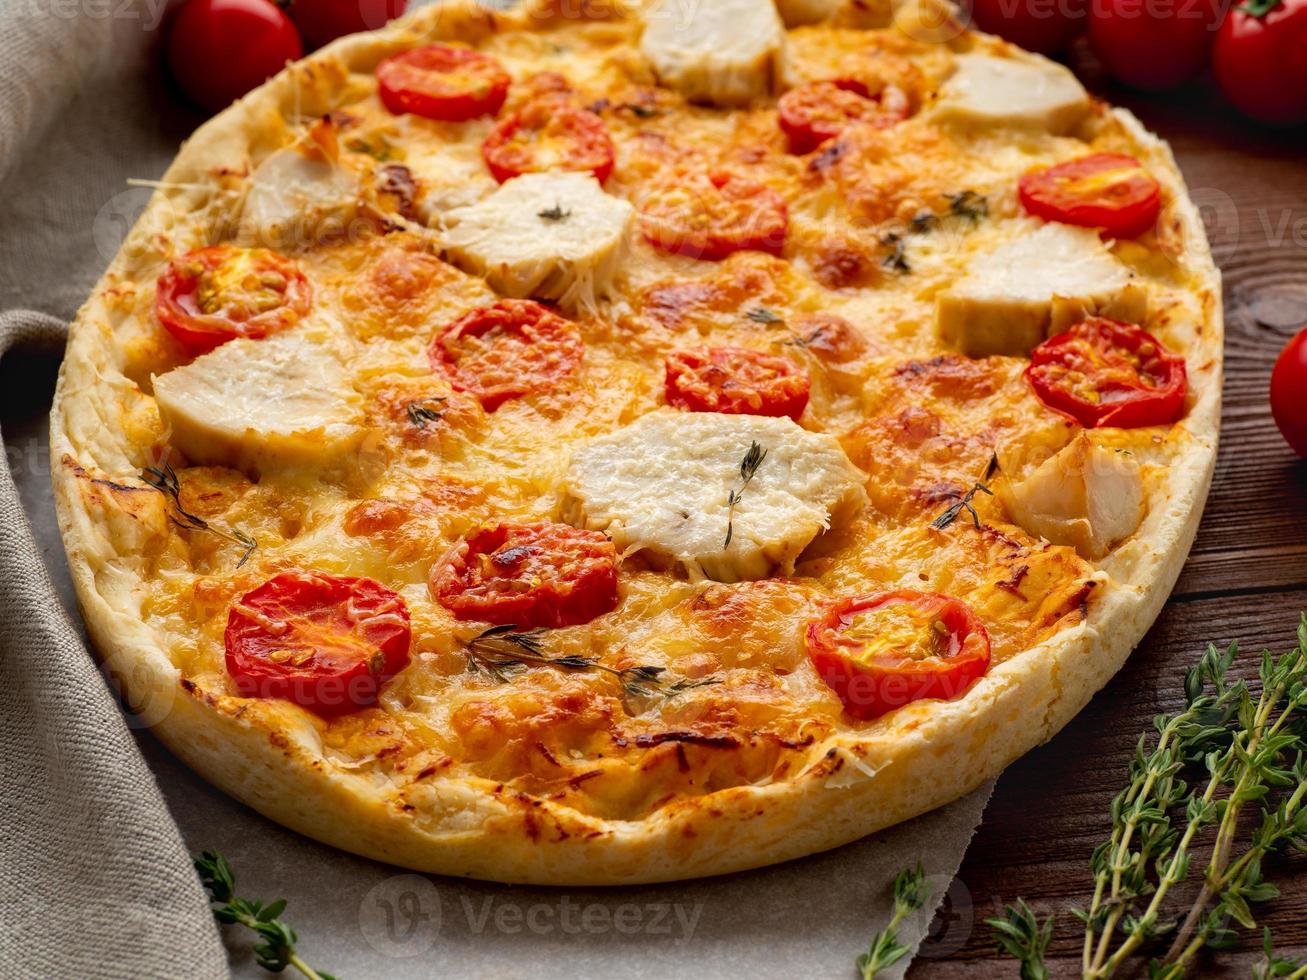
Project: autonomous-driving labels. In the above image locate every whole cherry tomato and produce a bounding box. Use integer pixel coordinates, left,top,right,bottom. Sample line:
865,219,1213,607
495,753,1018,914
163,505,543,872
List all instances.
1089,0,1221,91
1214,0,1307,125
1271,328,1307,457
290,0,407,50
967,0,1087,53
167,0,303,112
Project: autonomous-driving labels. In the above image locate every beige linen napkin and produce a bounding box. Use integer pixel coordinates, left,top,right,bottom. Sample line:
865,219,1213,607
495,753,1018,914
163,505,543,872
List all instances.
0,3,993,978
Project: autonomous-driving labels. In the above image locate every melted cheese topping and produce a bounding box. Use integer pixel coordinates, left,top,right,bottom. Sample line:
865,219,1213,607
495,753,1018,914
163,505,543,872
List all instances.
79,17,1214,823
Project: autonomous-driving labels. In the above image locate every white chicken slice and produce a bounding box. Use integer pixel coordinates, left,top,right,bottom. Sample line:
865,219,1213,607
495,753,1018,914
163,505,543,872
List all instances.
442,172,634,312
931,53,1091,135
240,144,359,249
937,223,1147,357
999,432,1145,560
563,409,867,582
640,0,786,107
153,328,365,477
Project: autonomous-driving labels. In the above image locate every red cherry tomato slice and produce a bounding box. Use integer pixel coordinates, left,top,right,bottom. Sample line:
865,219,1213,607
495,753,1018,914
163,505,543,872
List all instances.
377,44,511,122
481,96,615,184
639,171,789,261
167,0,303,113
1028,317,1187,429
225,571,412,715
155,245,312,355
777,80,910,154
664,346,811,420
432,522,620,628
1019,153,1162,240
806,590,991,721
429,299,583,411
1271,327,1307,457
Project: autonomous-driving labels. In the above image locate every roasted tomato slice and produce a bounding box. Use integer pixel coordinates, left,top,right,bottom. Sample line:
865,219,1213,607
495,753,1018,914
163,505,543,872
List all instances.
225,572,412,715
429,299,583,411
806,590,991,721
1028,317,1187,429
664,346,810,420
1019,153,1162,240
640,171,789,261
777,80,910,154
432,522,619,628
481,96,614,184
376,44,511,122
155,245,311,354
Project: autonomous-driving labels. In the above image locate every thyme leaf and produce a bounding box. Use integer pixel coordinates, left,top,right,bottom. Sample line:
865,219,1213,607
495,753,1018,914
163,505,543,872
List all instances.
880,232,910,274
465,626,719,702
944,189,989,223
746,306,785,326
856,862,929,979
195,851,336,980
986,900,1053,980
930,455,998,531
405,398,446,430
142,463,257,568
538,202,572,222
724,441,767,549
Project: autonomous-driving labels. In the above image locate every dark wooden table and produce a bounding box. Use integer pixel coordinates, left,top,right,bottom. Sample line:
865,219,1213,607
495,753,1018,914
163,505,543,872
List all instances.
910,58,1307,979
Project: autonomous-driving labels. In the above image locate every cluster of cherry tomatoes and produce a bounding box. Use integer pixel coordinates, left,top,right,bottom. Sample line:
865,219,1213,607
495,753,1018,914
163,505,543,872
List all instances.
167,0,407,112
969,0,1307,125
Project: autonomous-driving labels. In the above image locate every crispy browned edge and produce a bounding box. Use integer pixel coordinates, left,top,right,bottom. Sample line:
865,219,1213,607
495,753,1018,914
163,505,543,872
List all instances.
47,0,1222,884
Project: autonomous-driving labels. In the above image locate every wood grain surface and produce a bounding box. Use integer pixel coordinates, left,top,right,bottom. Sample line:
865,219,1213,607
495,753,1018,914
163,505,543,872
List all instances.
910,55,1307,979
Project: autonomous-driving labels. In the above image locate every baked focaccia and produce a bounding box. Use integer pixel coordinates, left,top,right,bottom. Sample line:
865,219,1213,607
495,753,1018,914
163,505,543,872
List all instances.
50,0,1221,884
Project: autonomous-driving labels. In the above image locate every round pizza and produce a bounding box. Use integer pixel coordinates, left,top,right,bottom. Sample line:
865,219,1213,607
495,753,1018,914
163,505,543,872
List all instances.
50,0,1222,884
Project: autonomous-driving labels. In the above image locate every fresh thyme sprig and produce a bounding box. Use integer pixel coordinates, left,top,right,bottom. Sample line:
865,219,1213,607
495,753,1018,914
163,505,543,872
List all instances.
746,306,785,326
405,398,446,429
930,456,999,531
465,625,720,701
538,202,572,222
724,441,767,548
987,615,1307,979
987,900,1053,980
195,851,336,980
143,463,257,568
856,862,929,979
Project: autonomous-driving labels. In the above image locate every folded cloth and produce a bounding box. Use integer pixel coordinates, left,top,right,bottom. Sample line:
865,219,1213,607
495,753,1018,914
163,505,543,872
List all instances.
0,3,226,977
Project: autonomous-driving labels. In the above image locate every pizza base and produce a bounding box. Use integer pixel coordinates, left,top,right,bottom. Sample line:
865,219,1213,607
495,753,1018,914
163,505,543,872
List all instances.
49,0,1221,884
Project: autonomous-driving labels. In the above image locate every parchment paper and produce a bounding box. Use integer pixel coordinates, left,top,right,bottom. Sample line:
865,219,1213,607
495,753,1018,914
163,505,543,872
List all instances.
0,2,994,976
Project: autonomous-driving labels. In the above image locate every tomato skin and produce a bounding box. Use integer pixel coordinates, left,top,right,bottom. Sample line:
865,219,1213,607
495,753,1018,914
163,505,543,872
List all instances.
777,81,910,154
429,299,583,411
377,44,511,122
1089,0,1219,91
225,572,412,716
155,246,312,355
432,522,620,629
664,347,811,420
968,0,1087,53
1028,317,1188,428
1271,328,1307,457
481,97,615,184
291,0,407,49
806,590,991,721
639,172,790,261
1019,153,1162,239
168,0,303,112
1214,0,1307,125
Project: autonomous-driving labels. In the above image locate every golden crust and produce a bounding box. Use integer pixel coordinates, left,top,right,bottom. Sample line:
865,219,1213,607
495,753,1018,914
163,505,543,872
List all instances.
50,0,1221,884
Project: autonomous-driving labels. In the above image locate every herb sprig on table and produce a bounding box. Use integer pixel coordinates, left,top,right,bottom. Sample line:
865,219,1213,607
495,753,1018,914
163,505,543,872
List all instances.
857,862,929,979
195,851,336,980
863,616,1307,978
